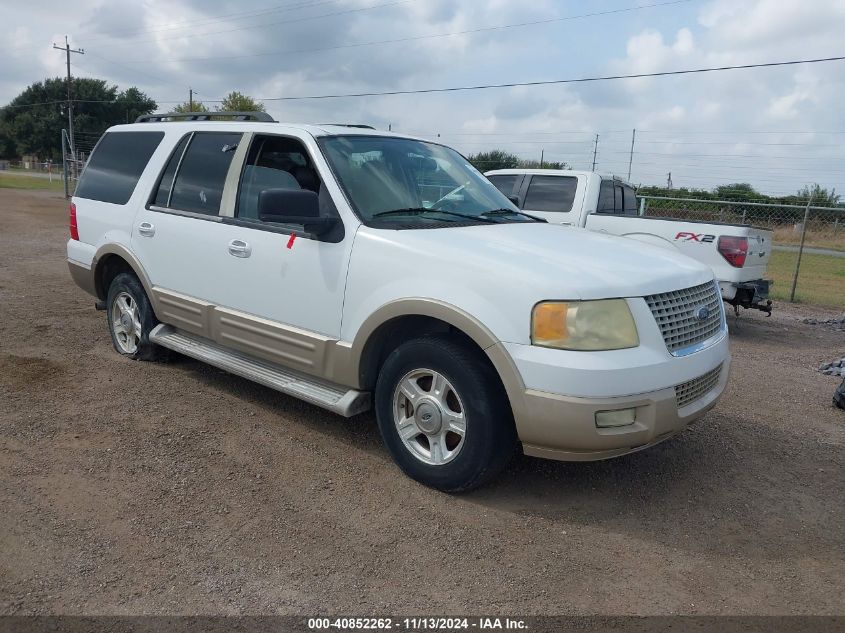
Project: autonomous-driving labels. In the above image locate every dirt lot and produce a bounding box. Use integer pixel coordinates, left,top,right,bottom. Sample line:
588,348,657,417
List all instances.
0,188,843,616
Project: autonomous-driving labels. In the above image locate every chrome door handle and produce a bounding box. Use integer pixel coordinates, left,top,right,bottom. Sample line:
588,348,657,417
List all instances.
228,239,251,258
138,222,155,237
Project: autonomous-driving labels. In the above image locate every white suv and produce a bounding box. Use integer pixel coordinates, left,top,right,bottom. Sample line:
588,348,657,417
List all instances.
67,112,730,491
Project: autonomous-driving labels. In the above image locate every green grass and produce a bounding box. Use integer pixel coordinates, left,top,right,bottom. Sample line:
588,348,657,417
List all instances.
0,172,65,191
768,250,845,309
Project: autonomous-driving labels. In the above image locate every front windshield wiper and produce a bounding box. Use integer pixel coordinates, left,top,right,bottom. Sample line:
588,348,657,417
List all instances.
371,207,498,223
480,208,547,222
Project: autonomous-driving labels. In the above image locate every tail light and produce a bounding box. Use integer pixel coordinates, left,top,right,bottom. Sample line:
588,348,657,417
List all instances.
718,236,747,267
69,202,79,241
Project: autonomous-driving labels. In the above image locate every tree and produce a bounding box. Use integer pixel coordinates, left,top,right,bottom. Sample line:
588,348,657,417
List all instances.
714,183,761,202
795,183,840,206
216,91,265,112
114,87,157,123
467,149,572,172
517,158,570,170
173,101,210,113
0,77,156,160
467,150,521,172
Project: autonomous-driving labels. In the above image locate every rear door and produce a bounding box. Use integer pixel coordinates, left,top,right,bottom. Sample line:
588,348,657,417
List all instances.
131,130,245,339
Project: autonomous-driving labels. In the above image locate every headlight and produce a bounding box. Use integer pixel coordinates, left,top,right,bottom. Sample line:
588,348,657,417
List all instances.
531,299,639,351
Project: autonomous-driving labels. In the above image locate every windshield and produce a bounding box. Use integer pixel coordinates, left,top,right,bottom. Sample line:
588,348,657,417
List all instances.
318,135,533,226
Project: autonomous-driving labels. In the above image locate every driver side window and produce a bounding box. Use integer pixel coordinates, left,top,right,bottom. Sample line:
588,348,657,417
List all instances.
236,135,324,222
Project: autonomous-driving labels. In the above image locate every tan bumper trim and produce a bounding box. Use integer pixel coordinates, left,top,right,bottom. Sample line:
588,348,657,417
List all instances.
67,260,97,298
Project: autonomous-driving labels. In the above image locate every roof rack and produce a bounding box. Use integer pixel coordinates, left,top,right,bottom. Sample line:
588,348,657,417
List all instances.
318,123,376,129
136,111,276,123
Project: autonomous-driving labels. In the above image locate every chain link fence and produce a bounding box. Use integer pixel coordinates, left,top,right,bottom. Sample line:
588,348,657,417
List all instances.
640,196,845,309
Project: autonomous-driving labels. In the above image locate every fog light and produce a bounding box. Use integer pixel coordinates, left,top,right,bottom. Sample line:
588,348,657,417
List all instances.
595,408,637,428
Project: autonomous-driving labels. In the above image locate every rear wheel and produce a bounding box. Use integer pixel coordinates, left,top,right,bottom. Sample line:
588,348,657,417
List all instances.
375,335,516,492
106,272,162,361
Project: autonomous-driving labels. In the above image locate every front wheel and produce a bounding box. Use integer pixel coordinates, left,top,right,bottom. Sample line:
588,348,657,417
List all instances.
375,335,516,492
106,272,162,361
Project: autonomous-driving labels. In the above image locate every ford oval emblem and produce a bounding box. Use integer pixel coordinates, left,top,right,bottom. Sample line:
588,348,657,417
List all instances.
694,305,711,321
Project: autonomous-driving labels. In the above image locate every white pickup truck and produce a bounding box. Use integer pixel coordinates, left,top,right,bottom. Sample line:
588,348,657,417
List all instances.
486,169,773,314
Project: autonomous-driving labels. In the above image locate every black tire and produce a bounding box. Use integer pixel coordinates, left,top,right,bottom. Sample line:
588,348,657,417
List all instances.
105,272,162,361
375,334,517,492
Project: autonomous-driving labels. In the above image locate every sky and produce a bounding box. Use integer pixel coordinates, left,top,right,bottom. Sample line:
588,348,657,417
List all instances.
3,0,845,197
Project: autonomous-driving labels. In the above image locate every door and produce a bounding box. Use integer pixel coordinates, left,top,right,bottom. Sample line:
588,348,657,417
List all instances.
201,133,353,376
132,130,246,339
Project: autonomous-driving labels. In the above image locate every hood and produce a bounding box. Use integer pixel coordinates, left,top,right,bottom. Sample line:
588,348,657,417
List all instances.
363,222,713,300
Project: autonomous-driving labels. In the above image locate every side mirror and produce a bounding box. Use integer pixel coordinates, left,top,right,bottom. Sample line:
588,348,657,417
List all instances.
507,195,520,207
258,188,338,236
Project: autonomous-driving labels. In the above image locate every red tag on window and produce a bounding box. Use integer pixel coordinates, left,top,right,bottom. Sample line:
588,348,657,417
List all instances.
286,232,296,249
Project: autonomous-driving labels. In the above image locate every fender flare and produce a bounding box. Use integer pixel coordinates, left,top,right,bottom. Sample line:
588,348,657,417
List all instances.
92,244,161,316
334,298,526,412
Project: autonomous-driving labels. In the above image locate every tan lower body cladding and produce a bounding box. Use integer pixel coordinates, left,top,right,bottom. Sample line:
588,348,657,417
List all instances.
151,288,335,379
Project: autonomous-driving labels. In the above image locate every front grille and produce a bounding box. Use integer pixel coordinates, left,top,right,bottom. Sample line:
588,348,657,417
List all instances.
645,281,723,354
675,364,723,409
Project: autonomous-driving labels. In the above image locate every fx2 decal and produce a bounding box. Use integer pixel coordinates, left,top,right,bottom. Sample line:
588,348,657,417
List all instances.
675,231,716,243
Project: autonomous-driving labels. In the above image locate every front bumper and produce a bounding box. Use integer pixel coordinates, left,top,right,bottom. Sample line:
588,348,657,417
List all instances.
499,333,730,461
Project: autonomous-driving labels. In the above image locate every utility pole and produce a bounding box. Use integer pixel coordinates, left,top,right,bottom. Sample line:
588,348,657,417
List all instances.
189,87,193,111
53,36,84,157
627,129,636,181
591,134,599,171
667,172,673,189
540,148,544,169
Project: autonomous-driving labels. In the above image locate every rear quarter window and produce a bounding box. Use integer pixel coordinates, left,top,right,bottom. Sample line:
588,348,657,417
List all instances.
75,131,164,205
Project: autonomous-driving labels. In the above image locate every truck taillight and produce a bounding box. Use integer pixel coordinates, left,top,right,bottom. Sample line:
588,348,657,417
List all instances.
69,202,79,241
718,236,747,267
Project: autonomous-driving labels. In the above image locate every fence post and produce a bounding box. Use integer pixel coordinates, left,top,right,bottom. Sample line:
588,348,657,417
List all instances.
789,195,813,303
639,197,647,217
61,129,69,199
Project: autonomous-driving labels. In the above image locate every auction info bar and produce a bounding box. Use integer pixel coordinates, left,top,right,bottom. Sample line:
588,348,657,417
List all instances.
0,617,842,633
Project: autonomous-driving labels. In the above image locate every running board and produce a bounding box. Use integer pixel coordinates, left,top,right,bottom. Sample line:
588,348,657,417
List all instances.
149,324,370,417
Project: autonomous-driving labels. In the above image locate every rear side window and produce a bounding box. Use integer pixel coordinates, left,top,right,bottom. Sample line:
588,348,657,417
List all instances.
167,132,242,215
75,131,164,205
523,175,577,213
487,174,519,197
622,185,638,215
597,180,615,213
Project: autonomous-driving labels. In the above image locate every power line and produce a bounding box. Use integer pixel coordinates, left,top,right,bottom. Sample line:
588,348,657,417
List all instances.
119,0,695,64
78,0,343,42
94,0,413,49
247,55,845,101
83,51,176,87
600,150,845,160
406,129,845,136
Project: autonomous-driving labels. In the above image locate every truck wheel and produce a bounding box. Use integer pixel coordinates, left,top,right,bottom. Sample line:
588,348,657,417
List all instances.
106,272,162,361
375,335,516,492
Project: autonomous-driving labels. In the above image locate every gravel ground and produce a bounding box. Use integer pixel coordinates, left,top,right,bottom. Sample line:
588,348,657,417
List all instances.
0,189,843,616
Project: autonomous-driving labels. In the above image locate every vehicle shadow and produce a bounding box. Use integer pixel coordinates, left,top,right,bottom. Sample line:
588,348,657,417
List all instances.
468,408,845,560
163,352,844,562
